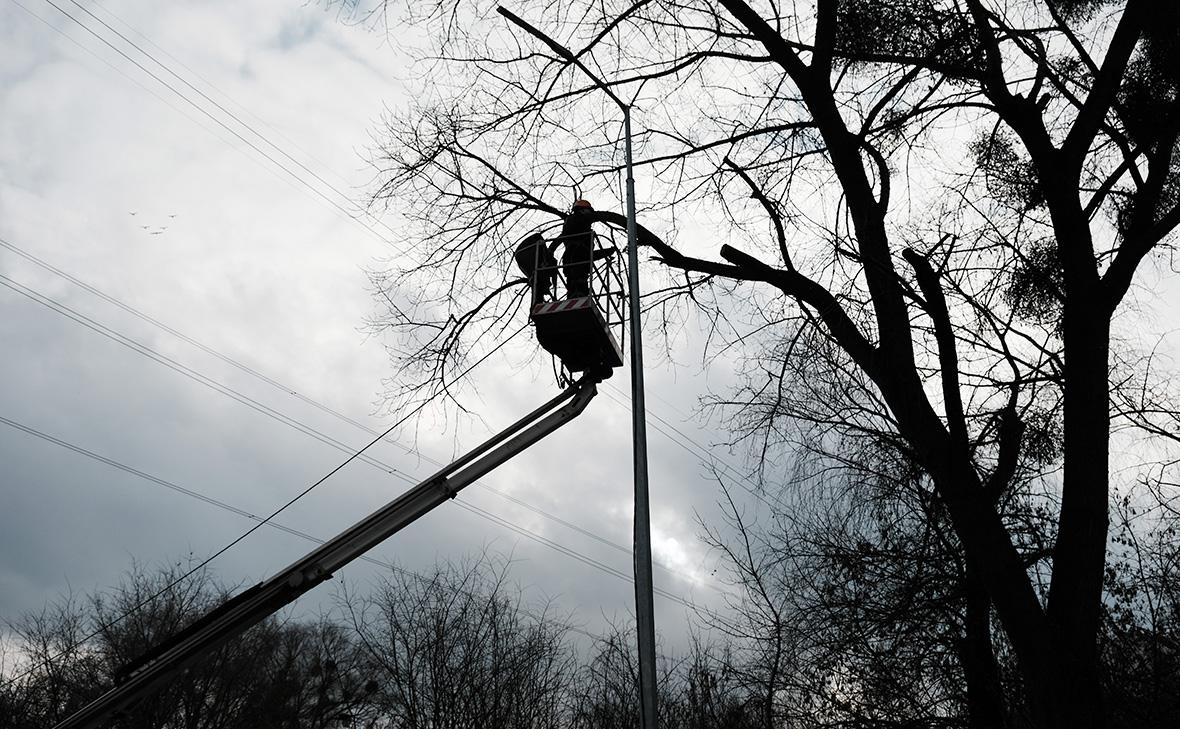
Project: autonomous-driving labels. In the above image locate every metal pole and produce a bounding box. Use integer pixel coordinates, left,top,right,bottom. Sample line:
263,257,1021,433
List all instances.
623,106,657,729
492,11,657,725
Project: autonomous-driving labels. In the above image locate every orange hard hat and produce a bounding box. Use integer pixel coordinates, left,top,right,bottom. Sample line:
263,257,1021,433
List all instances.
572,199,593,210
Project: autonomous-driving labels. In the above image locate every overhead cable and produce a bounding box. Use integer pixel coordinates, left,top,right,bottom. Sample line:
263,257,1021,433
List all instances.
0,238,724,592
37,0,406,256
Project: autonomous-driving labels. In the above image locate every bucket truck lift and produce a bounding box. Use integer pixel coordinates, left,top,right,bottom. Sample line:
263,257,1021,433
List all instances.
517,226,626,378
55,373,604,729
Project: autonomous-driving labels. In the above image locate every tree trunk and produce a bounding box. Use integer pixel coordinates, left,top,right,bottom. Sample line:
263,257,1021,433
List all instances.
960,564,1006,729
1035,304,1111,729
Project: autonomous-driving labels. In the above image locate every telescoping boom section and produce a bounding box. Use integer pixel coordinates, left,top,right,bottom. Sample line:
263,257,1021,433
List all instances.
55,376,603,729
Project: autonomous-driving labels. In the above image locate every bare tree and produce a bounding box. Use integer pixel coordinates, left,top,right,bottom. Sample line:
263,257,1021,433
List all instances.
332,1,1180,727
570,625,759,729
701,462,1030,729
1099,491,1180,728
1,561,368,728
339,555,578,729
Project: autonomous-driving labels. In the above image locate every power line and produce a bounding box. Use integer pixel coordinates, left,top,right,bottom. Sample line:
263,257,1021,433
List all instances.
4,0,754,626
600,382,788,514
87,0,357,194
62,0,389,239
36,0,407,256
0,412,612,641
0,237,374,432
0,272,415,478
0,414,353,559
448,500,705,610
11,0,378,228
0,271,723,636
16,0,741,594
11,2,699,611
0,321,533,683
0,264,708,592
13,0,718,588
0,236,726,593
0,415,605,672
0,402,718,682
0,267,524,542
0,269,715,610
17,0,761,572
0,0,750,684
9,0,249,157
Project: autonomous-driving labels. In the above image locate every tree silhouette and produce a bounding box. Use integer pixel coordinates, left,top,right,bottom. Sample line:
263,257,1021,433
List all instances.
337,1,1180,726
1,562,368,729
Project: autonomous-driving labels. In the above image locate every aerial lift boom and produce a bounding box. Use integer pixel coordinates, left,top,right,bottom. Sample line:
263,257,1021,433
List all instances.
55,375,601,729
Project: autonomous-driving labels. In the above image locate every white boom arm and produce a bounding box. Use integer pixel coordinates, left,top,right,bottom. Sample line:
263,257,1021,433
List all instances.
55,376,601,729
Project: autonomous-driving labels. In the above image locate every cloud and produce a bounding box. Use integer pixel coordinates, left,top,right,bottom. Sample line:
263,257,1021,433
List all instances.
0,0,758,667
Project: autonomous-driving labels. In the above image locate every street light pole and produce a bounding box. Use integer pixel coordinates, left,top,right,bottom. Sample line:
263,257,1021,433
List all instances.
497,9,657,728
622,104,658,729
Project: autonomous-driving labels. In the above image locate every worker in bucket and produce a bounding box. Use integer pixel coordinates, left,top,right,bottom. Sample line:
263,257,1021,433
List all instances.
514,232,559,305
557,199,613,298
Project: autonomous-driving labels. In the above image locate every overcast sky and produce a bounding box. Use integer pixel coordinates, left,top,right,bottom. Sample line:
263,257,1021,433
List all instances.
0,0,770,660
11,0,1177,681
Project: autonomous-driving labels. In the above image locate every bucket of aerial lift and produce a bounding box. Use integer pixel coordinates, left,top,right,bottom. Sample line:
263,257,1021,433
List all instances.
531,296,623,373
